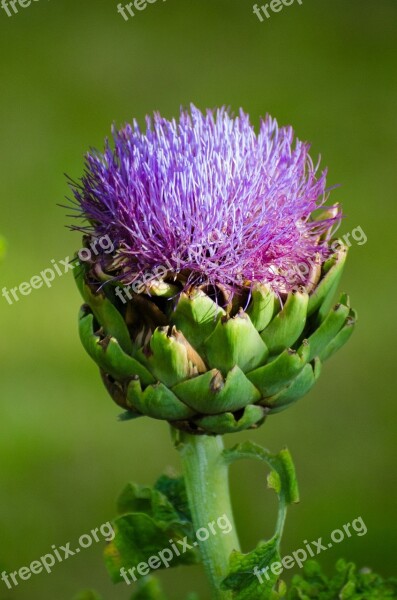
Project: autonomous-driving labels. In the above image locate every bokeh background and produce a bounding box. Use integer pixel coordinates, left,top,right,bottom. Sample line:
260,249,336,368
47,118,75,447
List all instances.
1,0,396,598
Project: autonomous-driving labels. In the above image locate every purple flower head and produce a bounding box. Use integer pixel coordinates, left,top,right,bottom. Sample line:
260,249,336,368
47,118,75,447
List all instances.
70,105,341,295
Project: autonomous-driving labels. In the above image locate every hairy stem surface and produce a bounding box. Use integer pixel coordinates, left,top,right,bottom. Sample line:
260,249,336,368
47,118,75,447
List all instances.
174,431,240,600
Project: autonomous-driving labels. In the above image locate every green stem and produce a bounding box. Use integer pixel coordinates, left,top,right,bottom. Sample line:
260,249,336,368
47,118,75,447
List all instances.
174,430,240,600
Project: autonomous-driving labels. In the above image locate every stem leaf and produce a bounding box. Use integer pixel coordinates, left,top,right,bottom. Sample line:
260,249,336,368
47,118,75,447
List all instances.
221,441,299,598
104,476,200,583
221,536,281,599
222,441,299,506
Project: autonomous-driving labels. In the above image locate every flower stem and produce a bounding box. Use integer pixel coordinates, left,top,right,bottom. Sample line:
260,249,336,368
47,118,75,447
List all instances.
174,430,240,600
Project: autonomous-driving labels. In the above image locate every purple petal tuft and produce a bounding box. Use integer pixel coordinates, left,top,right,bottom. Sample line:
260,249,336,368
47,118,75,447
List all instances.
70,105,341,294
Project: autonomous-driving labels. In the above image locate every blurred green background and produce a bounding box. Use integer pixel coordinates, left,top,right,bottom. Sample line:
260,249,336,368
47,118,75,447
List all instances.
0,0,396,598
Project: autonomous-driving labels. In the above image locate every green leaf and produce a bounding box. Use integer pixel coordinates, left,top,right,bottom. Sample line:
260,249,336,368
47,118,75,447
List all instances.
194,404,266,434
305,295,350,361
261,291,309,355
264,359,321,414
137,328,190,387
172,365,261,414
79,308,155,386
307,245,347,317
246,284,278,332
104,477,199,583
137,327,206,387
126,379,195,421
145,280,180,298
287,559,397,599
222,536,281,600
319,309,357,362
223,441,299,507
74,262,133,354
221,442,299,599
247,342,310,398
116,475,191,526
117,484,181,525
204,311,269,374
154,475,192,524
171,289,225,350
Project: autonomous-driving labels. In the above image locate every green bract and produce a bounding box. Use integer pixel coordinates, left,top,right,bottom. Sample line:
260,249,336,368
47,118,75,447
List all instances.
74,243,356,435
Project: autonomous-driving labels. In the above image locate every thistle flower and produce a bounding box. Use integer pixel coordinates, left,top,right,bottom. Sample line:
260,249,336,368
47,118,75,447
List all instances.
70,105,356,434
71,105,339,293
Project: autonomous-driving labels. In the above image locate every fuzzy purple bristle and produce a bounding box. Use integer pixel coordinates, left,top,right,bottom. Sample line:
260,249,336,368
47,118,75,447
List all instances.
70,105,341,293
